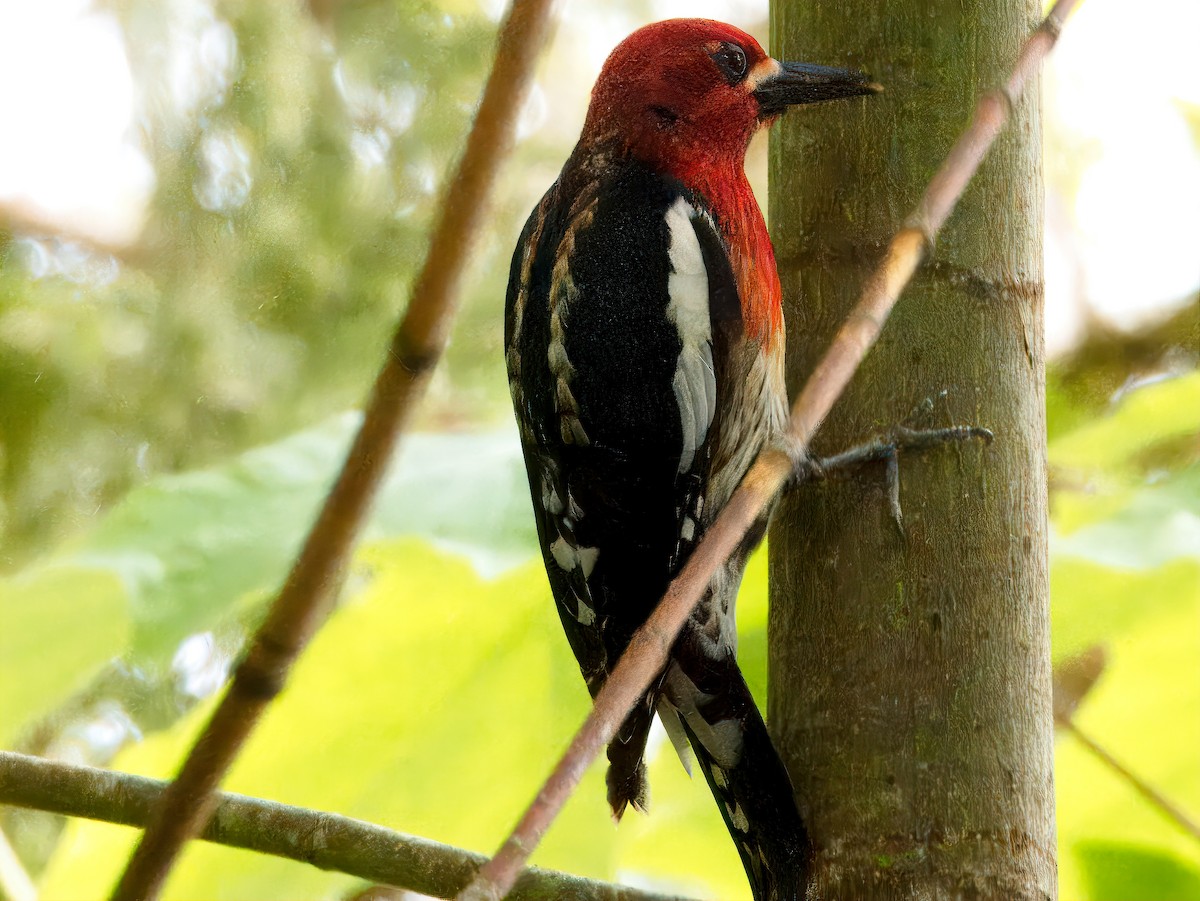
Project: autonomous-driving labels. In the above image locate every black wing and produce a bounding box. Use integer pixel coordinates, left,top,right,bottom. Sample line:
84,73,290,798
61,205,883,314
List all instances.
506,159,735,813
506,159,810,896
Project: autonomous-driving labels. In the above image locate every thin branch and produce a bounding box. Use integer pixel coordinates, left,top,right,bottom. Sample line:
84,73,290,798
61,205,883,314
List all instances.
1057,721,1200,846
1051,645,1107,723
1051,649,1200,847
458,2,1080,898
0,752,688,901
109,1,559,898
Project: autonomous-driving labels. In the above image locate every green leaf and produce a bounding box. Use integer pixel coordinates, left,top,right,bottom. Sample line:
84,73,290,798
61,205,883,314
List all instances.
1053,558,1200,899
1049,371,1200,571
44,418,535,660
40,539,748,900
1053,465,1200,570
1051,557,1200,662
0,566,129,744
736,545,769,710
1049,372,1200,474
1074,842,1200,901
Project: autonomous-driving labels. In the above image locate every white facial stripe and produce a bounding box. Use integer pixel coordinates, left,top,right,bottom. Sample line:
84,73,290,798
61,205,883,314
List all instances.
746,57,782,92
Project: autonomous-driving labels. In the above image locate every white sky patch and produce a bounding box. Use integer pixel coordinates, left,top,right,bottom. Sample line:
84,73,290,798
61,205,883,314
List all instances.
1073,117,1200,327
476,0,508,22
559,5,639,74
172,631,231,699
0,0,152,243
516,82,548,142
1045,0,1200,341
1044,193,1087,358
152,2,238,122
194,130,252,212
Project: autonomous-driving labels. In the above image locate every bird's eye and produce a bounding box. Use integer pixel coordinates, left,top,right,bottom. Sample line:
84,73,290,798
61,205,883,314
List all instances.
713,43,749,83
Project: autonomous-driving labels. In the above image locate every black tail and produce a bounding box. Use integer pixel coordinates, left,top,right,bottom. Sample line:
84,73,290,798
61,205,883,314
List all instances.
662,633,811,900
606,698,654,818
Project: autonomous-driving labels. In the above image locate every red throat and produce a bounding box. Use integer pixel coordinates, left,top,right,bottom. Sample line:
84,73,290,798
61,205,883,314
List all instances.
684,163,783,345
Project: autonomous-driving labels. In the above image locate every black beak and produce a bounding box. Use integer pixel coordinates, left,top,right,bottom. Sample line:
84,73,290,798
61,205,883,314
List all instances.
753,61,881,117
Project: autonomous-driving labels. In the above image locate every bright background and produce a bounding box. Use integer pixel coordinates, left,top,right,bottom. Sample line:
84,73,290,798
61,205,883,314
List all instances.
0,0,1197,899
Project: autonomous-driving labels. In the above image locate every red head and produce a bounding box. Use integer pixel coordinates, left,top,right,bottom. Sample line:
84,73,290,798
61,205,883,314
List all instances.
581,19,877,342
583,19,877,182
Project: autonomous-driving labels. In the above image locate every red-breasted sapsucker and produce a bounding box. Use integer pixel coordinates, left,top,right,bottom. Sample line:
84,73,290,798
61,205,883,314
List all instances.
505,19,876,897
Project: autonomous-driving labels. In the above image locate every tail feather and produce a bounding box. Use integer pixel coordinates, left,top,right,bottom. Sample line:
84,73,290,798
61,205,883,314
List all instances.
656,699,694,776
598,629,810,897
663,634,811,900
606,699,654,819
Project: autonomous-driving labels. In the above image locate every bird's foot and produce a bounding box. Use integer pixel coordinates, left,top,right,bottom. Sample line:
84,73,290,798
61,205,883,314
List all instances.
794,422,993,533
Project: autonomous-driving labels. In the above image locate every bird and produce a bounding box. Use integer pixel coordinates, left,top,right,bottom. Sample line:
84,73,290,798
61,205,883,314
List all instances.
504,18,877,898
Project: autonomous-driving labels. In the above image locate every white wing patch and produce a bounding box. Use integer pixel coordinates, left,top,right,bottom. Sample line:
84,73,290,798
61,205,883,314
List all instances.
664,197,716,476
656,700,694,776
727,801,750,833
549,537,599,579
534,456,599,626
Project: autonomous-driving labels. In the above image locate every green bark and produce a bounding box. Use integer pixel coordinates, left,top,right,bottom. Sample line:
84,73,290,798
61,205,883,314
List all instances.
767,0,1056,897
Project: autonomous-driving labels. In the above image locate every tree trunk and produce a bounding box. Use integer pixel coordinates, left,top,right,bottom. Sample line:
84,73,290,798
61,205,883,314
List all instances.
766,0,1056,897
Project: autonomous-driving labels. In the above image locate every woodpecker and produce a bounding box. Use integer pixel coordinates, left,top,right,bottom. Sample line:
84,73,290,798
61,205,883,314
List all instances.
505,19,876,898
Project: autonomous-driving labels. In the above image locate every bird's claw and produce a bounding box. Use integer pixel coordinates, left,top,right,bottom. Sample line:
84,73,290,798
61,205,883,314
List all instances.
790,422,993,534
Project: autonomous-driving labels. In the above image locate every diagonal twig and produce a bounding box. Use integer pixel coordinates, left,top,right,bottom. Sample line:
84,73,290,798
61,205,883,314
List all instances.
108,1,559,898
457,2,1080,898
1052,648,1200,846
0,751,688,901
1057,721,1200,846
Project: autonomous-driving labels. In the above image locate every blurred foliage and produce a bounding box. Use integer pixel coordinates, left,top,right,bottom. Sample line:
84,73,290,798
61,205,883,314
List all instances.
5,371,1197,898
1047,340,1200,899
34,540,764,900
0,421,537,747
0,0,538,565
0,0,1197,898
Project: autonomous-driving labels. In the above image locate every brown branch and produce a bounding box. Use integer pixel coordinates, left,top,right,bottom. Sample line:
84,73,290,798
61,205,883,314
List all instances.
0,751,689,901
457,2,1080,898
108,1,559,898
1051,649,1200,846
1057,720,1200,846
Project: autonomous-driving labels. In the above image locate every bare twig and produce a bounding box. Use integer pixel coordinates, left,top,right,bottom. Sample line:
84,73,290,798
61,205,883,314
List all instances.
1051,649,1200,846
1057,722,1200,846
109,2,559,898
1051,645,1107,722
458,3,1079,898
0,751,688,901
